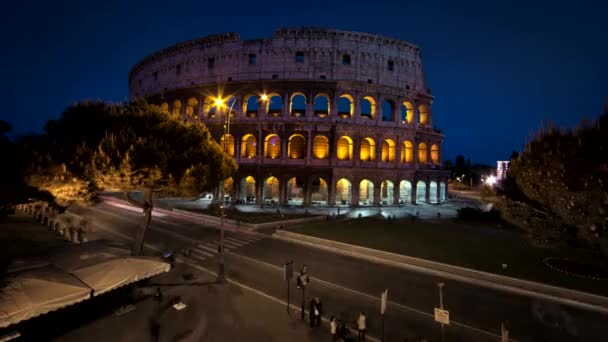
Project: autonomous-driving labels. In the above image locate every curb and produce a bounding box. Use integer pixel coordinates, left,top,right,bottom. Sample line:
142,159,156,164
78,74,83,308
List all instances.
273,230,608,314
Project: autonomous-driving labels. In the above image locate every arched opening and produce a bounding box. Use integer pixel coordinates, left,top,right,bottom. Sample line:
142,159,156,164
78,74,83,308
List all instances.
382,100,394,122
401,101,414,124
225,96,237,118
290,93,306,117
380,180,394,205
240,134,257,158
224,177,235,202
160,102,169,114
440,182,446,203
288,134,306,159
204,97,217,118
416,181,426,204
311,178,328,205
419,104,429,125
186,97,199,118
244,95,259,118
264,134,281,159
418,143,428,164
360,96,376,120
314,94,330,117
401,141,413,163
263,176,279,204
359,179,374,206
267,94,282,117
431,144,440,164
171,100,182,118
381,139,396,162
239,176,256,203
360,137,376,162
336,178,352,205
429,181,438,204
220,134,235,157
312,135,329,159
399,180,412,204
337,94,354,118
336,136,353,161
287,177,304,205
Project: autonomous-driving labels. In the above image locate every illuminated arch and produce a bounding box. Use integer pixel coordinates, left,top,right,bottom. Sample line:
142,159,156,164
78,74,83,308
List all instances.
440,182,447,203
336,136,353,160
401,141,413,163
160,102,169,114
336,178,352,205
381,139,396,162
240,134,257,158
380,180,394,205
220,134,235,157
186,97,199,118
382,100,395,122
311,178,328,204
337,94,354,118
401,101,414,124
287,177,305,205
204,97,217,118
418,143,428,163
239,176,256,203
399,180,412,204
429,181,438,204
263,176,280,203
416,181,426,204
290,92,306,117
360,96,376,120
225,96,237,117
419,104,429,125
312,135,329,159
360,137,376,161
171,99,182,118
224,177,235,200
314,94,330,117
359,179,374,205
288,134,306,159
264,134,281,159
266,93,282,117
243,94,259,118
431,144,440,164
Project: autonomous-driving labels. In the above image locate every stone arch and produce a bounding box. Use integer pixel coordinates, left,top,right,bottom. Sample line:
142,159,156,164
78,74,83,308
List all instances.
186,97,199,118
263,176,280,204
380,180,394,205
431,144,440,164
382,99,395,122
418,143,428,164
240,134,257,158
311,178,328,205
224,177,235,201
244,94,259,117
440,182,447,203
336,178,352,206
360,137,376,161
160,102,169,114
419,104,429,125
204,97,217,118
359,179,374,206
336,136,353,161
360,96,376,120
225,96,237,117
429,181,438,204
171,99,182,118
416,180,427,204
401,101,414,124
312,135,329,159
287,177,305,205
314,94,330,117
264,134,281,159
337,94,354,118
220,134,235,157
239,176,256,203
399,180,412,204
381,139,396,162
288,134,306,159
289,92,306,117
266,93,282,117
401,141,414,163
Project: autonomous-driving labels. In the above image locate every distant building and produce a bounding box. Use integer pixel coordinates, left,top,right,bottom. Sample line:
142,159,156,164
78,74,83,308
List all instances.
497,161,509,180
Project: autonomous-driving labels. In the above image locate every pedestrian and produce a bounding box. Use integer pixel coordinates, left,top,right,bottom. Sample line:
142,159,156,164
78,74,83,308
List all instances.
154,287,163,303
357,312,366,341
330,316,338,341
314,297,323,327
309,299,316,327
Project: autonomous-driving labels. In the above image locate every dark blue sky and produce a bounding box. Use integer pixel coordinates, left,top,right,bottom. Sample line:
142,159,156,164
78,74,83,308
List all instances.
2,0,606,164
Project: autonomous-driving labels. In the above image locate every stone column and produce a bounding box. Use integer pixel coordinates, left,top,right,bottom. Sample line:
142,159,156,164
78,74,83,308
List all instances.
281,134,288,160
411,179,417,205
376,137,382,166
328,178,336,206
375,97,383,124
393,182,400,206
351,181,360,207
255,176,263,205
306,131,313,165
330,94,338,119
283,93,290,118
436,180,441,204
257,128,264,159
279,177,287,205
303,177,312,206
373,181,381,206
425,179,431,204
234,134,241,162
353,93,361,123
234,176,241,202
306,91,314,119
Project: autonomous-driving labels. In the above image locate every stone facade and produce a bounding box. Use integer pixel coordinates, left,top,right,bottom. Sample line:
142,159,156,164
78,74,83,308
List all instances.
129,28,449,207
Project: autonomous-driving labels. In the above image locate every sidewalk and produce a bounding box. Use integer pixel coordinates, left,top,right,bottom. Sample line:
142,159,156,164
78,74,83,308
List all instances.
53,262,330,342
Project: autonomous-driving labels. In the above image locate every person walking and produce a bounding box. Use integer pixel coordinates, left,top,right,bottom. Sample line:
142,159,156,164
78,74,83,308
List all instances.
314,297,323,327
330,316,338,341
309,299,316,327
357,312,367,341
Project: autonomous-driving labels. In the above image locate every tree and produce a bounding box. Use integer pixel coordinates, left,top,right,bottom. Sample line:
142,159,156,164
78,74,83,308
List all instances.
28,100,237,255
454,154,466,178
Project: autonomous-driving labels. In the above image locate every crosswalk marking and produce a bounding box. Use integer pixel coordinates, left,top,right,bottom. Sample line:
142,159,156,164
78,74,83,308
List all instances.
222,240,243,249
186,234,264,263
198,244,217,253
191,248,214,258
235,235,261,243
224,237,247,246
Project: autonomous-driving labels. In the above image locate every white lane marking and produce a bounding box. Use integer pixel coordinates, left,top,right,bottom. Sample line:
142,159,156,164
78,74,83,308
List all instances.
105,200,167,217
224,237,248,246
191,248,214,258
198,244,217,254
237,234,263,242
221,240,242,249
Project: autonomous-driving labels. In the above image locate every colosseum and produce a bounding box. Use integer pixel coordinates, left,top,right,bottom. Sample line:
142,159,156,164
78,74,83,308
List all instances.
129,28,449,207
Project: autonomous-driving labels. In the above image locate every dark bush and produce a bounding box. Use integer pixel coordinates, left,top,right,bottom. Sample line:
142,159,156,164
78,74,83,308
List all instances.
457,207,502,222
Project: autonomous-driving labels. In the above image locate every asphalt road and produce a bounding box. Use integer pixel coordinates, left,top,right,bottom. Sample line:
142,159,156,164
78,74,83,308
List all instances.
78,202,608,342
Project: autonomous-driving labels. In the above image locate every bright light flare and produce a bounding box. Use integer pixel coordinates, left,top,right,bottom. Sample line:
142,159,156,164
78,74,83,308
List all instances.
260,94,269,102
484,175,498,187
214,97,225,108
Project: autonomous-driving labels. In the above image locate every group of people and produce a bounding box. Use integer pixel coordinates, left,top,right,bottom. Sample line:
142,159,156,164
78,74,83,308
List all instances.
329,312,367,342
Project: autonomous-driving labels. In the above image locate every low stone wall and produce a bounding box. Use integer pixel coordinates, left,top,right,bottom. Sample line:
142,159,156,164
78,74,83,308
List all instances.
17,203,90,244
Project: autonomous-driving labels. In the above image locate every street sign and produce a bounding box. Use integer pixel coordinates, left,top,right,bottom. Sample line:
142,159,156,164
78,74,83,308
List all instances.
434,308,450,325
284,261,294,281
501,322,509,342
380,289,388,314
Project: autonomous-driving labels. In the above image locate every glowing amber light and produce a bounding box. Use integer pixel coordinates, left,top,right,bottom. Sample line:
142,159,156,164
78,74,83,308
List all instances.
431,144,439,164
402,141,413,163
288,135,306,159
214,98,225,107
418,143,428,163
360,138,375,161
260,94,269,101
312,136,329,159
336,136,353,160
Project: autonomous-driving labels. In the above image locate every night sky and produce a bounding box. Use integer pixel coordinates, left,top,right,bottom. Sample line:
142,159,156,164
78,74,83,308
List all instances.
2,0,606,165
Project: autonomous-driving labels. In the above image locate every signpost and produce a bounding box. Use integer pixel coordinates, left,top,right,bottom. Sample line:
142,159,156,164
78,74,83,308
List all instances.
380,289,388,341
297,265,309,321
284,261,294,314
435,282,449,342
501,322,509,342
